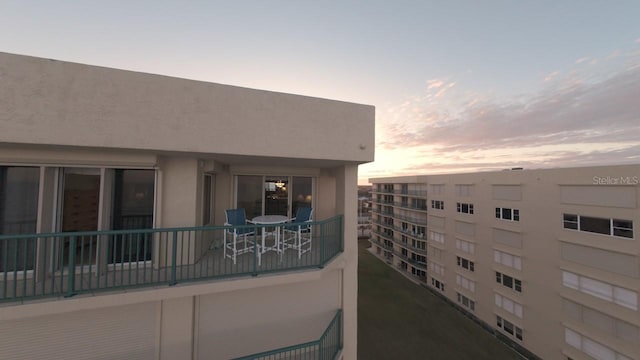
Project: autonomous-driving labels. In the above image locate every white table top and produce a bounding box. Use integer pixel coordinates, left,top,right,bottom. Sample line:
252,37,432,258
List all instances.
250,215,289,225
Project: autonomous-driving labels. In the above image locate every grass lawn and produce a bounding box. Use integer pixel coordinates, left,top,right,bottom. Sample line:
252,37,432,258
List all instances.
357,239,522,360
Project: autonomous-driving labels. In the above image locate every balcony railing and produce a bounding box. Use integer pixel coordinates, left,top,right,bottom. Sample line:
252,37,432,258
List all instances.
0,215,343,303
233,310,342,360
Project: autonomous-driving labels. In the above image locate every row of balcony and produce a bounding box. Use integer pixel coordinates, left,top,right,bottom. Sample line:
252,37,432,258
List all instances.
371,189,428,197
370,230,427,257
372,200,428,211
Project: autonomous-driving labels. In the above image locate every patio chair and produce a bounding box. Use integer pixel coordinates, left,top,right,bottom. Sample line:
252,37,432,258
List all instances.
224,208,256,264
283,207,313,259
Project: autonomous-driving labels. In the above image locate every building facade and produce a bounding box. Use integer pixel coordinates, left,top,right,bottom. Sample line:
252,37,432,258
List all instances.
370,166,639,360
0,52,375,359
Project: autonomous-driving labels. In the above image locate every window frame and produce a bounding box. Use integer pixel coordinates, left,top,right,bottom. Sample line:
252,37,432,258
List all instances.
563,213,634,239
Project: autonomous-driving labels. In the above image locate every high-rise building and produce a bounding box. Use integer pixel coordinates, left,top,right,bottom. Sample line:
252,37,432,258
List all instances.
0,52,375,359
370,166,639,360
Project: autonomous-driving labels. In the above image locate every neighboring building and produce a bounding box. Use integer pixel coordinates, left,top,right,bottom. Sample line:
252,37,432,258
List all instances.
357,185,372,238
0,52,375,359
370,166,639,360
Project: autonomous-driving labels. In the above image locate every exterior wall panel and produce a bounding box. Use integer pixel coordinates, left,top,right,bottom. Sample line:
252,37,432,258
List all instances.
0,302,158,360
560,185,636,208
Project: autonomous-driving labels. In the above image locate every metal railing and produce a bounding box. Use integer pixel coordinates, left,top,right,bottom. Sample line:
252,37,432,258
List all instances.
0,215,343,302
234,310,342,360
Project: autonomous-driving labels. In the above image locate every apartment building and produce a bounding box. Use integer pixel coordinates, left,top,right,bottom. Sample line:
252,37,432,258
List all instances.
0,52,375,359
370,166,639,360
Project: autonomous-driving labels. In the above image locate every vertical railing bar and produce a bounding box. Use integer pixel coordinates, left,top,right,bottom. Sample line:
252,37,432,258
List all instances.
170,230,177,285
80,235,86,292
11,238,18,298
164,231,169,284
66,235,76,297
50,237,57,296
127,232,133,286
143,231,148,284
21,238,29,297
199,230,204,278
187,230,192,280
2,238,7,299
89,235,94,291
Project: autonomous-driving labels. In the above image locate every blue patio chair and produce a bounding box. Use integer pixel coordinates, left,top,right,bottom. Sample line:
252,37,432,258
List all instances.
224,208,256,264
283,207,313,259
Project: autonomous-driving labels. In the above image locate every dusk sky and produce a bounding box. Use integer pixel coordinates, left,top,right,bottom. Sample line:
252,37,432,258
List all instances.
2,1,639,184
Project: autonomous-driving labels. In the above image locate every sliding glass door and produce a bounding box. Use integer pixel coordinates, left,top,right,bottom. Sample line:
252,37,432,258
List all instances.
264,177,289,216
236,175,313,220
110,169,155,264
60,168,101,266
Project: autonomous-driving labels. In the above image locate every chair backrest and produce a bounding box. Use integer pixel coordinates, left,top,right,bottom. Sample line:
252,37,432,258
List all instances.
295,207,313,223
225,208,247,226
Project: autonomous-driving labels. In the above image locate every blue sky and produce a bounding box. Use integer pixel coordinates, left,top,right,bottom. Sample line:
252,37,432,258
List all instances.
2,1,639,184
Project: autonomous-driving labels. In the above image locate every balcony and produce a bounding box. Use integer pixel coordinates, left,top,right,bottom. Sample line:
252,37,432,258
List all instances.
234,310,342,360
394,213,428,226
0,216,343,303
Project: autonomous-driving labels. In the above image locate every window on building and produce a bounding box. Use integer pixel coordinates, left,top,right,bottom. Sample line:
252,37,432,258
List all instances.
496,207,520,221
562,271,638,310
431,278,445,292
412,239,426,250
431,200,445,210
457,256,475,272
496,316,523,341
430,262,445,276
496,272,522,293
457,202,474,214
429,231,445,244
563,214,633,239
565,328,632,360
493,250,522,271
456,274,476,292
429,184,444,195
495,293,523,318
456,239,475,255
455,184,473,197
457,292,475,311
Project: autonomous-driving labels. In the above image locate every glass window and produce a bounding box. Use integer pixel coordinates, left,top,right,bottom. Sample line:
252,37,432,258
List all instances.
111,169,155,263
580,216,610,235
0,167,39,235
502,208,512,220
503,274,513,288
237,175,263,219
292,177,312,216
563,214,578,229
0,166,40,272
612,219,633,238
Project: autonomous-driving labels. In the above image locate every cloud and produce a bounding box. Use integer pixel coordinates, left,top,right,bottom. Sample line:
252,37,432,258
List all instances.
427,79,444,89
369,51,640,178
544,71,560,82
575,57,589,64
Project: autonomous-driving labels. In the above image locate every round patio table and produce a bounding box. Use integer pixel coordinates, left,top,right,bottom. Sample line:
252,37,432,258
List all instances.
249,215,289,254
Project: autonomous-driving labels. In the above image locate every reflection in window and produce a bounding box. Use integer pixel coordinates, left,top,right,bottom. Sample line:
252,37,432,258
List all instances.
237,176,263,219
292,177,312,216
110,169,155,263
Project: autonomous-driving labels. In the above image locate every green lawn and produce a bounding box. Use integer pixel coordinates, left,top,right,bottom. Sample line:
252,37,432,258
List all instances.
357,239,522,360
